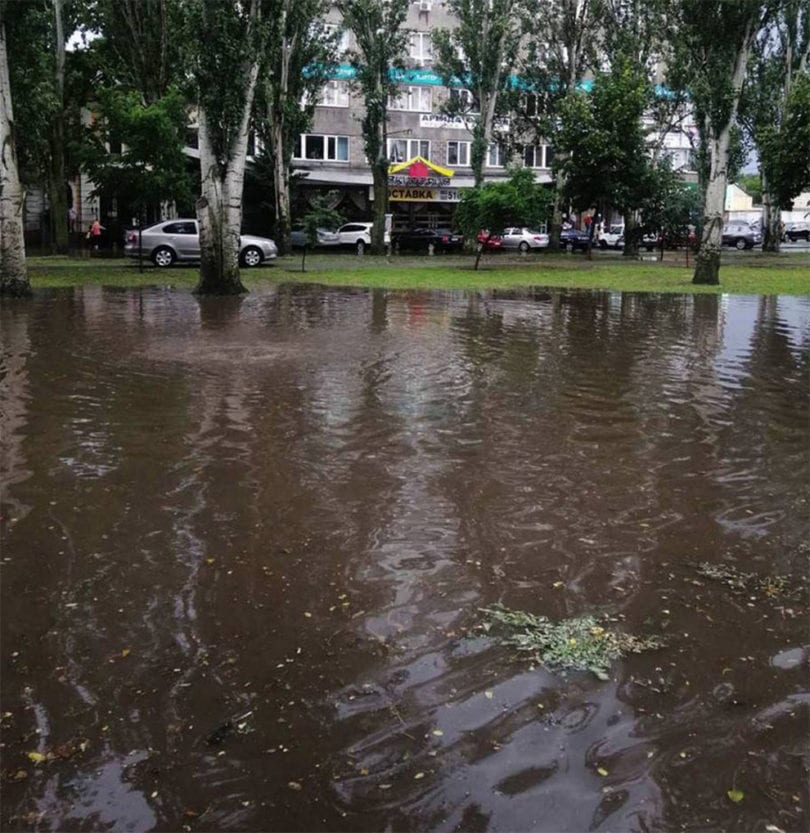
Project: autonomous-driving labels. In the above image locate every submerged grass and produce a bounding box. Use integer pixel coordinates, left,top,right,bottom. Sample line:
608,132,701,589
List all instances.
480,604,663,680
22,251,810,295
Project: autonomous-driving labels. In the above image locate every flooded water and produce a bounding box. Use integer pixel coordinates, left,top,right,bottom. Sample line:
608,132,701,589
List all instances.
1,286,808,833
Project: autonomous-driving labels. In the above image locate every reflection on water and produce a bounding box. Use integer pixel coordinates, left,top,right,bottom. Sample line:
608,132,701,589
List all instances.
1,286,808,832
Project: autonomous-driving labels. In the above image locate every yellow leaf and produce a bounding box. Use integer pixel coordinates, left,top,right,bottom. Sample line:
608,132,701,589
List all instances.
597,767,609,777
413,772,425,780
727,789,744,803
432,729,444,737
359,768,369,776
27,752,46,764
552,581,564,588
484,690,494,699
206,558,215,565
569,638,577,646
121,648,131,658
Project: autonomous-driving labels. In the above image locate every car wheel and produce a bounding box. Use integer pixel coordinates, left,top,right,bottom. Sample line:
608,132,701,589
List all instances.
152,246,176,268
735,238,746,250
240,246,263,267
518,241,530,253
599,240,608,249
356,239,365,255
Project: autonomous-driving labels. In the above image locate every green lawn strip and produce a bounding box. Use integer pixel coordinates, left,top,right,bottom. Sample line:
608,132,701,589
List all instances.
24,253,810,294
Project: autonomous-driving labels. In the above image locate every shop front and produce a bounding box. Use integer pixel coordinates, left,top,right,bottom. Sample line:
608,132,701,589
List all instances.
387,157,464,231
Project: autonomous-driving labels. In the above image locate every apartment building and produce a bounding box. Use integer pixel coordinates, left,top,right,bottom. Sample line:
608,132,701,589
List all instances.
293,3,556,230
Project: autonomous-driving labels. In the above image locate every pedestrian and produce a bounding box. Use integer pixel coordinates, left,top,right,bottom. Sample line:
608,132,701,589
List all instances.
68,206,77,233
89,217,105,252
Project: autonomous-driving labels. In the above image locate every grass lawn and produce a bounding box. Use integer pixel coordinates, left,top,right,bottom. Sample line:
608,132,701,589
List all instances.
23,250,810,295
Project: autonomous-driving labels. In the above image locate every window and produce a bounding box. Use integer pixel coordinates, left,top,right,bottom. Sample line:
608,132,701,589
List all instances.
388,86,432,112
319,80,350,107
447,141,470,166
163,222,196,235
387,138,430,162
487,143,507,167
410,32,432,63
449,88,477,113
293,134,350,161
523,144,553,169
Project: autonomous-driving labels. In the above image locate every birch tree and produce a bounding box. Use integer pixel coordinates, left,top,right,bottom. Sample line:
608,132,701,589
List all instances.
675,0,771,285
188,0,266,295
255,0,336,255
743,0,810,251
433,0,525,187
336,0,408,255
0,3,30,296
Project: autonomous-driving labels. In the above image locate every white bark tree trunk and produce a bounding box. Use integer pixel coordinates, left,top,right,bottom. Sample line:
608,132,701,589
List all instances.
693,25,754,285
0,17,29,296
195,60,260,295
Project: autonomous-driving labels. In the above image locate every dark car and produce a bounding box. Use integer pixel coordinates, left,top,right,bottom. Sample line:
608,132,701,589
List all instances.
785,222,809,242
559,228,591,251
393,227,465,253
721,223,761,250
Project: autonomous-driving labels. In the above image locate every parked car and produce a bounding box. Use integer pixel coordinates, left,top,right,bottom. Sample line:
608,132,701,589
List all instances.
599,224,625,249
335,222,391,254
615,232,661,252
785,221,810,242
501,227,549,251
124,219,277,267
662,228,697,249
721,222,761,250
392,227,465,253
290,224,340,248
559,228,591,251
477,230,503,249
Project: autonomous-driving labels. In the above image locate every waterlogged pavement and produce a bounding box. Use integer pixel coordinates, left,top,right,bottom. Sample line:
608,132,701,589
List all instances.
1,286,808,832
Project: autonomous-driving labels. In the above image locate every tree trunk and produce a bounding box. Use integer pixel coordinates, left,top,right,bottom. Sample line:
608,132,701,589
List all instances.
622,210,639,257
270,4,292,256
195,62,259,295
48,0,68,255
549,169,566,250
693,23,753,286
0,17,29,296
760,169,780,252
272,116,292,255
371,157,388,254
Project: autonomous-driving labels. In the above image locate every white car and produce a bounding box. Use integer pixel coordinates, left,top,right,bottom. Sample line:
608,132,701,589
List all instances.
501,227,549,251
599,224,624,249
124,219,277,267
336,222,391,254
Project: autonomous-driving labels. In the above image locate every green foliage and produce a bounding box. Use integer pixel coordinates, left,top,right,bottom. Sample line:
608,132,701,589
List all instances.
336,0,409,170
432,0,523,183
186,0,266,168
735,173,762,204
555,59,664,219
481,604,663,680
300,195,343,271
758,74,810,207
455,167,552,238
78,87,193,213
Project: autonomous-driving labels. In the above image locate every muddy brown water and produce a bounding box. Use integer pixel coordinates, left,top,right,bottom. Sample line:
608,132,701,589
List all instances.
1,286,808,833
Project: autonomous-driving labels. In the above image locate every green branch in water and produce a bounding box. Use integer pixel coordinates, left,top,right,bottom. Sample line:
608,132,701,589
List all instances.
480,604,663,680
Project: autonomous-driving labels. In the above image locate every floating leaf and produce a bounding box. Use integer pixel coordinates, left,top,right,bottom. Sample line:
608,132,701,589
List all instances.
27,752,46,764
597,767,609,777
727,789,744,803
432,729,444,737
484,690,494,699
121,648,131,658
288,781,303,791
413,772,425,780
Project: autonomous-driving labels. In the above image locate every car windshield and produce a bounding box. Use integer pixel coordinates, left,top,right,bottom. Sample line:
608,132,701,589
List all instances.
610,225,623,234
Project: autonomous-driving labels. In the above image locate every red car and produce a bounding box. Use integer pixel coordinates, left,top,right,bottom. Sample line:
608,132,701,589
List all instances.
477,230,503,249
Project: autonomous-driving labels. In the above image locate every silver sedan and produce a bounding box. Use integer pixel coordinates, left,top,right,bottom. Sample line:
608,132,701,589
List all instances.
124,219,278,267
